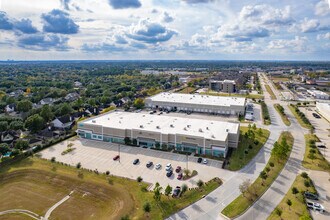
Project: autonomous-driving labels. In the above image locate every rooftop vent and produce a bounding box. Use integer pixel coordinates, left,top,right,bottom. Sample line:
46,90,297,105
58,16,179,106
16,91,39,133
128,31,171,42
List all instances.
199,128,203,132
226,129,229,132
212,135,215,138
170,124,174,128
206,127,209,130
156,126,160,129
187,125,191,128
184,127,187,131
92,120,96,123
140,125,144,128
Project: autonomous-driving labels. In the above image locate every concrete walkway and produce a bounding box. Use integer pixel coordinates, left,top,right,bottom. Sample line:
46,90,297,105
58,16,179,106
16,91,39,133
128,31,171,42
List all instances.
43,191,74,220
0,209,40,219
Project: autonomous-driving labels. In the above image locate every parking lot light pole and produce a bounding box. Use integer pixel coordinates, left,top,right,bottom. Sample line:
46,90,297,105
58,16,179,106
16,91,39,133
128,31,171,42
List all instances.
186,153,188,171
118,144,121,163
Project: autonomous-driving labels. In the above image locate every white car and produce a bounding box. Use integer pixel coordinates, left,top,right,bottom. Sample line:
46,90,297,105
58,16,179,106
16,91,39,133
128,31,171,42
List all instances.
306,202,325,213
155,163,162,170
203,159,208,164
166,163,172,168
166,166,173,171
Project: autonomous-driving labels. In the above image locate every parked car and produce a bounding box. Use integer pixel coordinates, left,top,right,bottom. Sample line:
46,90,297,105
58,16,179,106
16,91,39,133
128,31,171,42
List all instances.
306,201,324,213
133,159,139,165
155,163,162,170
304,192,319,200
197,157,203,163
177,173,183,180
166,170,173,177
175,166,181,173
312,113,321,118
146,161,153,168
203,159,208,164
166,163,172,171
317,144,326,149
113,155,120,161
172,186,181,197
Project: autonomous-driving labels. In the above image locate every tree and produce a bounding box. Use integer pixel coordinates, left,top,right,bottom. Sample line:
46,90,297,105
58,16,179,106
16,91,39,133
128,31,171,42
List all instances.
9,120,24,130
58,103,73,116
15,140,29,150
40,104,54,122
17,100,32,112
258,128,263,136
153,182,162,203
0,143,10,154
0,121,8,132
183,169,191,177
239,179,251,198
25,114,44,133
252,123,257,130
275,208,282,218
133,98,145,109
165,184,172,197
197,179,204,188
143,202,151,215
286,199,292,210
181,184,188,195
259,171,267,186
301,172,308,179
292,187,299,196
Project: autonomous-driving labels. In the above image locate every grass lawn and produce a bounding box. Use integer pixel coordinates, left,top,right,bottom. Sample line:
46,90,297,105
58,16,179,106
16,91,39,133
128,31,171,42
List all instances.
261,101,271,125
273,82,283,91
227,127,270,171
302,134,330,172
265,85,276,100
222,132,294,218
0,157,221,220
271,77,291,82
268,174,316,220
288,105,313,130
177,87,197,94
201,91,264,99
274,104,291,126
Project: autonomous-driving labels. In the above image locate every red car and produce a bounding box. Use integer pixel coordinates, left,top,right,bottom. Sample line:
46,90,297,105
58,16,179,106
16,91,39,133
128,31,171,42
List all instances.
175,166,181,173
113,155,120,161
177,173,183,180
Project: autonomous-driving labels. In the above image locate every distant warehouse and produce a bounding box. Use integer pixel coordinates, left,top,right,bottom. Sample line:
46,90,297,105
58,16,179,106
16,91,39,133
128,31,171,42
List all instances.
77,111,240,157
145,92,246,115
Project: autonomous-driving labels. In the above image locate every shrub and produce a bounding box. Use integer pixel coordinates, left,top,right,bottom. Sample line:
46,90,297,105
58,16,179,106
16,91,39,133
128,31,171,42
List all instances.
309,149,316,154
137,176,143,182
76,162,81,169
197,179,204,188
50,157,56,163
181,184,188,194
265,167,271,173
269,162,274,167
254,140,259,145
248,144,253,149
304,179,311,187
292,187,299,195
301,172,308,178
105,171,110,175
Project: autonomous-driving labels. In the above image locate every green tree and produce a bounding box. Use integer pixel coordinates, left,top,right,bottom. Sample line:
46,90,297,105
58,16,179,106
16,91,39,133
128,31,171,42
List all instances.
143,202,151,214
291,187,299,196
181,184,188,195
58,103,73,116
133,98,145,109
286,199,292,210
275,208,282,218
153,182,162,203
0,121,8,132
24,114,45,133
164,184,173,197
197,179,204,188
0,143,10,154
9,120,24,130
239,179,251,198
15,140,29,150
17,100,32,112
40,104,54,122
259,171,267,186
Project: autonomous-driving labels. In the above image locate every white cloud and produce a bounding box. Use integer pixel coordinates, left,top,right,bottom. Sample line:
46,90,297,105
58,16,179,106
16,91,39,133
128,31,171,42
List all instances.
268,36,308,52
315,0,330,16
317,32,330,40
301,18,320,32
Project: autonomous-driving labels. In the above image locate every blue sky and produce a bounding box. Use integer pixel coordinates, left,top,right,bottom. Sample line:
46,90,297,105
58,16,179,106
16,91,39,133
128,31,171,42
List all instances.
0,0,329,60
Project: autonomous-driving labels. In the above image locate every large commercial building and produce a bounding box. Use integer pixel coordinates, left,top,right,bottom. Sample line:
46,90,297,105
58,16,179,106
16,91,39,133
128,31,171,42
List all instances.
209,80,236,93
77,111,240,157
316,102,330,122
145,92,246,115
307,90,330,100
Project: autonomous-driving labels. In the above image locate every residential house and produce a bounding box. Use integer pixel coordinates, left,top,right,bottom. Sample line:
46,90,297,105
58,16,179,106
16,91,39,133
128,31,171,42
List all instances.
74,81,83,87
39,98,55,106
5,103,16,113
9,90,24,98
51,115,74,130
65,92,80,102
0,130,20,145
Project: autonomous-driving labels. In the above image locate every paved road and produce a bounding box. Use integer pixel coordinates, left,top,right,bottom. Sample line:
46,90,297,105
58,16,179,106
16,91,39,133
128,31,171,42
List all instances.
167,73,284,220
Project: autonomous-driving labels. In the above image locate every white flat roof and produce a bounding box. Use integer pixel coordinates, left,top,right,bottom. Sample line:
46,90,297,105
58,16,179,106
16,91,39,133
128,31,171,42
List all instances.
81,111,239,141
147,92,246,107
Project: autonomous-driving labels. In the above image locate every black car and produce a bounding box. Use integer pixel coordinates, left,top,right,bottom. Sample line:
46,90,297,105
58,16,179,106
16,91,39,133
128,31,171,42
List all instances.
172,186,181,197
304,191,319,200
317,145,326,149
197,157,203,163
133,159,139,165
146,161,153,168
312,113,321,118
166,170,173,177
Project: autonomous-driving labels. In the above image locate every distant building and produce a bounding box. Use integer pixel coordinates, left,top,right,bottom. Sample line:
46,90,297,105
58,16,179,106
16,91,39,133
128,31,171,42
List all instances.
39,98,55,105
307,90,329,100
65,92,80,102
179,77,191,84
145,92,246,115
5,103,16,113
209,80,236,93
245,103,254,121
9,90,24,98
74,81,82,87
51,115,74,130
316,102,330,121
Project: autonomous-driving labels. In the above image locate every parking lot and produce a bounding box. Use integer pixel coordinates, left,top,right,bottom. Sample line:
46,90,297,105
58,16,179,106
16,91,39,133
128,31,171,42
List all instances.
40,138,234,188
303,107,330,162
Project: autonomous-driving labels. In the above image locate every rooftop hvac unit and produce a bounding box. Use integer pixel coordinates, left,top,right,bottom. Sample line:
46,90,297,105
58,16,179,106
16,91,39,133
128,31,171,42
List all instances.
184,127,187,130
170,124,174,128
212,135,215,138
226,129,229,132
199,128,203,132
156,126,160,129
140,125,143,128
206,127,209,130
92,120,96,123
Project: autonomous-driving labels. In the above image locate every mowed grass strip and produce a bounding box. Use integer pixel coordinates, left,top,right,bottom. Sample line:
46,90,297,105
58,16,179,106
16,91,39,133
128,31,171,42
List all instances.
303,134,330,172
274,104,291,126
265,85,276,100
177,86,197,94
201,91,264,99
222,132,294,218
227,126,270,171
268,174,316,220
0,157,221,220
288,105,313,130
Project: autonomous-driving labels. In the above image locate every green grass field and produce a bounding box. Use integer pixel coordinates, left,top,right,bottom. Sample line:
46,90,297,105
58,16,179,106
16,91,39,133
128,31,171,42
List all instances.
227,127,270,171
177,87,197,94
222,132,294,218
0,157,221,220
274,104,291,126
302,134,330,172
268,174,316,220
265,85,276,100
288,105,313,130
